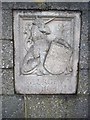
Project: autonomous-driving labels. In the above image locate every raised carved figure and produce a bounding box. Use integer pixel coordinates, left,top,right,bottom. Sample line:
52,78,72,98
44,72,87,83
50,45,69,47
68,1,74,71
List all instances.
21,16,73,75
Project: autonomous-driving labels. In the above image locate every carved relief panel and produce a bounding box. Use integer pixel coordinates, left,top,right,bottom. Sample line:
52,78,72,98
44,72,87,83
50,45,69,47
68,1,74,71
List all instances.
14,11,81,94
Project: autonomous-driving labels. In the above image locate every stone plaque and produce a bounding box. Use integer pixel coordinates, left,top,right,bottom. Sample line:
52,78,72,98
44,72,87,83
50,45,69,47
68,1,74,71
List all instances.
14,11,81,94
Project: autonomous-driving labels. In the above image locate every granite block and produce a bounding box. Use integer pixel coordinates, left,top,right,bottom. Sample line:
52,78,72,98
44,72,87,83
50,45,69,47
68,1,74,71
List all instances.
66,95,88,118
0,1,2,39
26,95,88,118
68,2,88,11
2,2,88,11
0,69,2,94
2,9,12,39
26,95,67,118
2,69,14,95
1,40,13,68
0,96,2,119
78,69,89,95
0,40,2,68
79,11,89,69
2,95,25,118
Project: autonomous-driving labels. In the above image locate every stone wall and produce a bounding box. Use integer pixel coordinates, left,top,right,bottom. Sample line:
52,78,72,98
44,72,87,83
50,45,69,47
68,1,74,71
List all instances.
0,2,89,119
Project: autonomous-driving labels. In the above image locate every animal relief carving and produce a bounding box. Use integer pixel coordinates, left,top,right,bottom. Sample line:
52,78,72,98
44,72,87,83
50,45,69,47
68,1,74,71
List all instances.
21,16,73,76
14,11,81,94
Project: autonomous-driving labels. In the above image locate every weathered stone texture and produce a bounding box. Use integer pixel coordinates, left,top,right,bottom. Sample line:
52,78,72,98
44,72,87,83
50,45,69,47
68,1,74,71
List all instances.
14,11,80,94
66,95,88,118
2,69,14,95
2,96,24,118
0,40,2,68
2,2,88,11
67,2,88,11
0,1,2,39
26,95,67,118
79,11,88,69
78,69,89,94
26,95,88,118
0,69,2,94
1,40,13,68
0,96,2,119
2,10,12,39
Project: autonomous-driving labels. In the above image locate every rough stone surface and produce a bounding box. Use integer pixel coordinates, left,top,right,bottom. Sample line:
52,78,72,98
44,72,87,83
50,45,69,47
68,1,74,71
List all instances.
66,95,88,118
0,40,2,68
0,96,2,119
2,10,12,39
26,95,88,118
2,2,88,11
78,70,89,95
2,69,14,95
0,69,2,94
2,95,24,118
79,11,89,69
0,1,2,39
14,11,80,94
80,39,88,70
67,2,88,11
1,40,13,68
26,95,67,118
88,96,90,118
